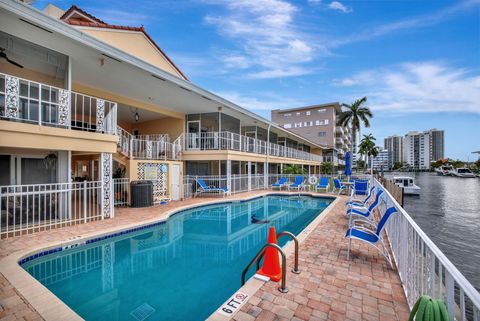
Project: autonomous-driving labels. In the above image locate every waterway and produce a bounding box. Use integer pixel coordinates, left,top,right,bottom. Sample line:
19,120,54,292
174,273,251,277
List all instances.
388,172,480,292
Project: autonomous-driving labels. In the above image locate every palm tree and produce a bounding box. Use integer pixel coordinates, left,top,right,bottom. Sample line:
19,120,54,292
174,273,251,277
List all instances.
337,97,373,168
283,164,306,175
358,134,379,174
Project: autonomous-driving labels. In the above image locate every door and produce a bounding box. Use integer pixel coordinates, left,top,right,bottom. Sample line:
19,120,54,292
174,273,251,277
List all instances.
171,164,181,200
187,121,201,149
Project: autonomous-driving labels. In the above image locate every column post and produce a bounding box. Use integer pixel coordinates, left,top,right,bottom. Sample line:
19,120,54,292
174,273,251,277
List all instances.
227,159,232,194
247,161,252,191
264,161,268,189
100,153,114,218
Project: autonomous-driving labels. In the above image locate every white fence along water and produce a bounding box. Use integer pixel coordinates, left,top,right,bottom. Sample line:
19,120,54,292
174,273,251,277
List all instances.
376,178,480,321
0,182,103,238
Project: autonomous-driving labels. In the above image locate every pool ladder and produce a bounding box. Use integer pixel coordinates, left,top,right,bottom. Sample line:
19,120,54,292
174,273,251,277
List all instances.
241,231,300,293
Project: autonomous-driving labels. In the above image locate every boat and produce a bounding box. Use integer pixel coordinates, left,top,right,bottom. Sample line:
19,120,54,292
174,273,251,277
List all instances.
393,176,421,195
435,165,454,176
448,167,476,178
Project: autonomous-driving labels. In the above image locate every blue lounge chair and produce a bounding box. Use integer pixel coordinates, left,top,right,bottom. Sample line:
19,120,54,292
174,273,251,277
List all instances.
345,206,398,267
288,176,305,191
316,177,330,192
195,179,229,197
271,177,288,190
333,178,347,194
346,189,384,224
347,185,375,207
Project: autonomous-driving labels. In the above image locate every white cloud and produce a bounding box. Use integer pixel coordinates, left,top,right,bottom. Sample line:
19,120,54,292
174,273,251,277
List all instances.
222,55,251,69
203,0,322,78
307,0,322,4
331,0,479,47
328,1,352,13
334,62,480,113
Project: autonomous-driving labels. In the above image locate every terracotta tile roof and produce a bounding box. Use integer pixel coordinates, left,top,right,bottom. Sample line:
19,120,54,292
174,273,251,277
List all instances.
60,6,188,80
60,5,106,24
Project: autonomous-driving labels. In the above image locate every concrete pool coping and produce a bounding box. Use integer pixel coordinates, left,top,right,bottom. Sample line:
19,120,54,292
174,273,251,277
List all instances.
0,191,337,321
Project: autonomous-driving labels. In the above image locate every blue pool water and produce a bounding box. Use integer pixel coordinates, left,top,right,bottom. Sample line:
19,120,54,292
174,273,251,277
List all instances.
22,195,332,321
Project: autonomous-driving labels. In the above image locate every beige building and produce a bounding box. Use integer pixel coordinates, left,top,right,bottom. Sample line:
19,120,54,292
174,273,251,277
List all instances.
271,103,350,164
0,2,330,236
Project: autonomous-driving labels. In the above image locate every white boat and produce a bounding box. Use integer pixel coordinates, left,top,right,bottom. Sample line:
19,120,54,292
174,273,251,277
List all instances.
394,176,421,195
448,167,476,178
435,165,453,176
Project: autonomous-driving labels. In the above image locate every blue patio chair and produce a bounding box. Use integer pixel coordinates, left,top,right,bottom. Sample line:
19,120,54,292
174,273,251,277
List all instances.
354,180,369,195
346,189,384,224
316,177,330,192
195,178,229,198
345,206,398,268
347,185,375,207
333,178,347,194
271,177,288,190
288,176,305,191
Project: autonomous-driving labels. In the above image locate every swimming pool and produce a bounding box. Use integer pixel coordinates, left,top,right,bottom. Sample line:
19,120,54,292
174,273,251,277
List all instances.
22,195,333,321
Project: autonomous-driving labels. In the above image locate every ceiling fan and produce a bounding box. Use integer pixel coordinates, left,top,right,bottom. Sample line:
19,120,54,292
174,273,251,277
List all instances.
0,48,24,68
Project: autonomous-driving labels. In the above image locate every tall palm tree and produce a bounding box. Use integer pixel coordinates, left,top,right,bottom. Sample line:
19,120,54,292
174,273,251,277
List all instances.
337,97,373,168
358,134,379,174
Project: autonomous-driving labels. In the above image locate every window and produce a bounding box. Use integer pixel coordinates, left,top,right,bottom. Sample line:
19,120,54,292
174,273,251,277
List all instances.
294,122,302,128
284,123,292,129
296,112,300,116
318,132,327,137
318,109,326,113
304,122,308,127
315,120,320,126
284,113,291,117
306,111,311,116
309,121,313,126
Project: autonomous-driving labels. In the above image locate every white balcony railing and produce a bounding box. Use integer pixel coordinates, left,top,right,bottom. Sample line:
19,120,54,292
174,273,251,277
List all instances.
375,178,480,320
0,72,117,134
180,131,327,163
116,126,181,161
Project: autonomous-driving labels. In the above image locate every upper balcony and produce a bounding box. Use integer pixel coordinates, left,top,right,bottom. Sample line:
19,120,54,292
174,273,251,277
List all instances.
0,72,117,135
179,131,326,163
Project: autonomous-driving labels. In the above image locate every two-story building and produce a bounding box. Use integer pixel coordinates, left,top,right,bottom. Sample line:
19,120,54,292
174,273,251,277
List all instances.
0,2,327,236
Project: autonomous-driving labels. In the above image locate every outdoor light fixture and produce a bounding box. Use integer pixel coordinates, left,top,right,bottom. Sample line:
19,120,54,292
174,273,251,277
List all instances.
130,107,140,122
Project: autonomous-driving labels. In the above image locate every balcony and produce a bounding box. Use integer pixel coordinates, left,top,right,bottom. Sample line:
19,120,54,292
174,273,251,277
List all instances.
180,131,324,163
0,73,117,135
117,126,181,161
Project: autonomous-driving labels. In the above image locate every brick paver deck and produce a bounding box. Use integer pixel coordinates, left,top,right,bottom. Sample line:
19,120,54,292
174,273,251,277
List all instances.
0,192,409,321
233,196,410,321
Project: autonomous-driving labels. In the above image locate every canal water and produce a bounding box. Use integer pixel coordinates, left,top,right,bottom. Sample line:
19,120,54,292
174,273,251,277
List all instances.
388,172,480,292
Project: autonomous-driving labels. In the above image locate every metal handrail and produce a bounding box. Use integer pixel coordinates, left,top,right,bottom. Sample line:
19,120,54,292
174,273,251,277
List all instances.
276,231,301,274
241,243,288,293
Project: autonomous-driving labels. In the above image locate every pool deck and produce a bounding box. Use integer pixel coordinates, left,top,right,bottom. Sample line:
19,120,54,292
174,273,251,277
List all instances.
0,191,409,321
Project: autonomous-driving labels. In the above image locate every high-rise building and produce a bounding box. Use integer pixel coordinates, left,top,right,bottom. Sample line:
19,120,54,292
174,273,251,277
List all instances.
403,129,444,170
384,135,404,169
271,103,351,163
370,149,389,170
430,130,444,161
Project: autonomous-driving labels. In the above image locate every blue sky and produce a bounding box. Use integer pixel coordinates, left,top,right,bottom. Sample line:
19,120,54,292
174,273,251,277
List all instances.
37,0,480,160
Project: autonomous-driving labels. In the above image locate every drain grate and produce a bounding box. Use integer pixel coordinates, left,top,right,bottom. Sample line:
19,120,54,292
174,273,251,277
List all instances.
130,303,155,321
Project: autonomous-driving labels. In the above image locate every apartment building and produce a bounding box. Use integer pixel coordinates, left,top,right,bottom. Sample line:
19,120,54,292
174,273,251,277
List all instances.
370,149,389,170
271,103,350,164
384,135,404,169
0,2,328,236
403,129,444,170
